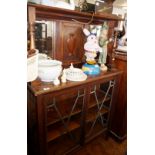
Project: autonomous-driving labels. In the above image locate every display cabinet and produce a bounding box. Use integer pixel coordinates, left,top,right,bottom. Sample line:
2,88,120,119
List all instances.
27,69,122,155
27,3,124,155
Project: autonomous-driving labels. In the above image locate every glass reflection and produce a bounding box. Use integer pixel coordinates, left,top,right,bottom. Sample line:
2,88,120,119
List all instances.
34,20,54,57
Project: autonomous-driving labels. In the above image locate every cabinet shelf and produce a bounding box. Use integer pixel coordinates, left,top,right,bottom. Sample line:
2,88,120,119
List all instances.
86,106,109,122
46,95,83,126
47,108,82,126
46,88,111,126
85,121,107,142
47,119,80,142
88,89,111,109
48,130,80,155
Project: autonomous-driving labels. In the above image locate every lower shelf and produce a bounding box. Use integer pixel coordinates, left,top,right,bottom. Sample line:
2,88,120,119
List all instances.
86,106,109,122
48,128,81,155
85,118,108,143
47,118,80,142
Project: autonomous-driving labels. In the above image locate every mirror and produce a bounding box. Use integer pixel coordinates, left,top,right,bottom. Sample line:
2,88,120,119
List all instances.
32,20,55,58
35,20,54,58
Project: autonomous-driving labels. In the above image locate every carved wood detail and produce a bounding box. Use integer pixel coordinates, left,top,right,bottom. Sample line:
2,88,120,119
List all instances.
64,22,84,61
67,33,76,56
55,21,85,65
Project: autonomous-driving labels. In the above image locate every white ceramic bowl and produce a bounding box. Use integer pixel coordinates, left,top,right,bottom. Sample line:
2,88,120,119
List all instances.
38,59,62,82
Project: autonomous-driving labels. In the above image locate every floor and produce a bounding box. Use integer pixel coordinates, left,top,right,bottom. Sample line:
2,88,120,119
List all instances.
73,135,127,155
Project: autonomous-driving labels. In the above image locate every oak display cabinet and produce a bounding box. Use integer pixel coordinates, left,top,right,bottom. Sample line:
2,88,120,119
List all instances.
27,3,123,155
28,70,122,155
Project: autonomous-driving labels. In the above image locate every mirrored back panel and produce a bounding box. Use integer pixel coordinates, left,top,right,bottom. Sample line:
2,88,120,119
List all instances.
34,20,55,58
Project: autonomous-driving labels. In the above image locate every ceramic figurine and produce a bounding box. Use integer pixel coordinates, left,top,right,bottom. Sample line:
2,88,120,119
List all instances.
83,28,101,64
98,22,109,71
53,77,60,85
61,69,67,83
82,28,101,75
69,63,74,70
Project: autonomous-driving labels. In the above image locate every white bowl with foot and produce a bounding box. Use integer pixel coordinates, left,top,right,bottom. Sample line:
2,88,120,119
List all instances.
38,59,62,82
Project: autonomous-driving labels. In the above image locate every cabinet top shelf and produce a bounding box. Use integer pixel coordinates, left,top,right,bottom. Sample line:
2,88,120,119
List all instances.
28,3,123,24
28,69,122,96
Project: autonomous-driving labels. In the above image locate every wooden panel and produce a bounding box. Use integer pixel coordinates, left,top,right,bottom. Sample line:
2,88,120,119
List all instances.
62,22,85,63
54,21,85,65
110,53,127,140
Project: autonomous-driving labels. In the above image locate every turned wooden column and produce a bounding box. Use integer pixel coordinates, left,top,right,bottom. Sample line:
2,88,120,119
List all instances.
27,6,36,56
107,21,118,69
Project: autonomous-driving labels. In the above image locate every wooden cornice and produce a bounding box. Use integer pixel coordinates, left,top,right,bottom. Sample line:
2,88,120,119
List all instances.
28,3,123,24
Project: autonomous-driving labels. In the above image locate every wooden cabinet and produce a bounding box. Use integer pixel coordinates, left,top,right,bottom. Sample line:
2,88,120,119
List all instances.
28,69,122,155
27,3,124,155
109,51,127,140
